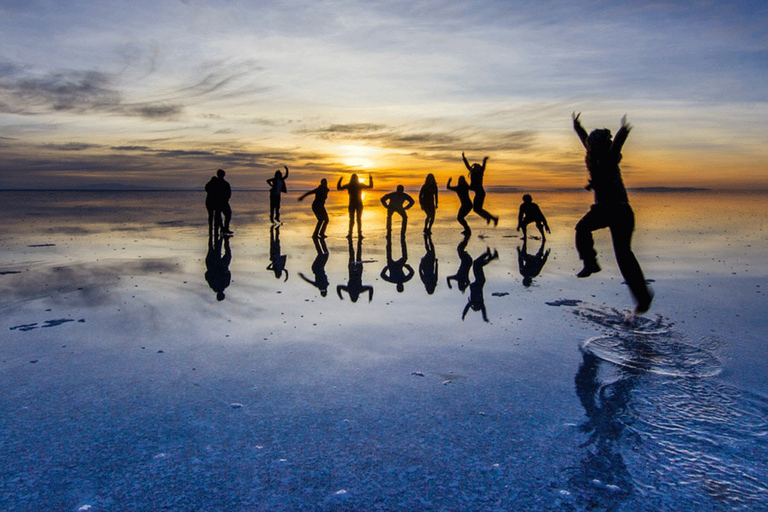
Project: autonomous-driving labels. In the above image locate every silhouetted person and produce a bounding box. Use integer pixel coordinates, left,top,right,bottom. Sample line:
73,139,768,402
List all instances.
298,178,330,239
266,166,289,224
205,169,232,235
380,184,414,237
419,173,439,234
572,112,653,314
337,237,373,302
462,152,498,226
299,237,329,297
517,193,550,241
380,234,413,293
447,176,473,235
462,247,498,322
267,224,288,281
446,233,472,293
205,233,231,301
518,237,550,287
419,232,438,294
337,173,373,239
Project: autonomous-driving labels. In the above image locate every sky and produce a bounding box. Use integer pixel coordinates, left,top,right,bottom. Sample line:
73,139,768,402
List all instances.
1,0,767,191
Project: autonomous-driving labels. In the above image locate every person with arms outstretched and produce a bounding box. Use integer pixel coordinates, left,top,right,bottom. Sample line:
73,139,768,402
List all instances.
418,173,439,234
298,178,330,239
572,112,653,314
266,166,289,224
517,194,550,241
337,173,373,238
462,152,498,226
447,176,473,235
381,184,415,237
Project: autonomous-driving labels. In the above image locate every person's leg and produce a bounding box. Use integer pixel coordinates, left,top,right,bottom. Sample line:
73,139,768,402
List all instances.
401,210,408,236
386,210,393,234
609,204,653,312
521,221,528,239
356,206,363,237
458,204,471,234
347,207,354,238
575,205,607,277
221,204,232,232
536,221,546,241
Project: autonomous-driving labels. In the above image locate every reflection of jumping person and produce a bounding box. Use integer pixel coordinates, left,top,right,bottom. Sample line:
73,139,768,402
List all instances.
380,184,414,237
205,169,233,235
299,237,329,297
298,178,329,239
572,112,653,314
266,166,289,224
446,233,472,293
462,247,499,322
447,176,473,235
518,238,549,287
517,194,550,241
337,173,373,239
419,173,439,234
462,152,498,226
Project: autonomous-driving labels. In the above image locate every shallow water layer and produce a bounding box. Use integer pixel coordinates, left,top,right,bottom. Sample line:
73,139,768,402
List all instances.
1,190,767,511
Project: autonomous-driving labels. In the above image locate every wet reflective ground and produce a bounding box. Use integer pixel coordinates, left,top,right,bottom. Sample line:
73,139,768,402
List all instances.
1,190,768,510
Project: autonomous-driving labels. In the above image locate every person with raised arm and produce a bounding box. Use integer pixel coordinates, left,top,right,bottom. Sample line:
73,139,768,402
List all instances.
447,175,473,235
337,173,373,239
266,166,289,224
462,152,498,226
298,178,330,239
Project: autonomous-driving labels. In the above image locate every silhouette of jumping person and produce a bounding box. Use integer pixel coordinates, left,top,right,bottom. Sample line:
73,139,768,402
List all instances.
299,237,329,297
419,173,439,234
462,152,499,226
518,237,550,287
298,178,330,239
337,237,374,302
267,224,288,281
380,234,413,293
205,233,232,301
446,233,473,293
572,112,653,314
462,247,499,322
337,173,373,239
266,166,289,224
381,184,415,237
205,169,233,236
517,194,550,241
447,176,473,235
419,232,438,295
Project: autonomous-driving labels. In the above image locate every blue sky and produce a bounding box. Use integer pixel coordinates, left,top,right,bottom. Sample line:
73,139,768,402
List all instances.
1,0,766,189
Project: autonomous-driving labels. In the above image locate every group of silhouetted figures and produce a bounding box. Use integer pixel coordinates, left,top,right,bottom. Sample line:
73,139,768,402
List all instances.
205,114,653,314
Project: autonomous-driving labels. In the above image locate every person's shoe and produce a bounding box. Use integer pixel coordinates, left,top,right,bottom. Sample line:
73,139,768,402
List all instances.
634,287,654,314
576,261,601,278
493,216,499,227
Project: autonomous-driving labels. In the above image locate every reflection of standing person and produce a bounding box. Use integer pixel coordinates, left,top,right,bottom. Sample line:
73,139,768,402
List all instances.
517,194,550,240
337,173,373,239
337,237,374,302
205,234,231,301
446,233,472,293
419,173,439,234
267,224,288,281
447,176,473,235
266,166,289,224
205,169,233,235
298,178,330,239
380,234,413,293
572,112,653,314
419,233,438,294
462,152,498,226
381,184,415,237
299,237,329,297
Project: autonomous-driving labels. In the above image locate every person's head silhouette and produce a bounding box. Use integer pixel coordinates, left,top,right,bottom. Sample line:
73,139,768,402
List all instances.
396,184,404,193
217,291,226,301
217,169,225,178
523,193,532,203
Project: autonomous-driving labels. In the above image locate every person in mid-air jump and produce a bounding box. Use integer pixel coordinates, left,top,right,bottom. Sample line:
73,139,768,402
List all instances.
572,112,653,314
462,152,498,227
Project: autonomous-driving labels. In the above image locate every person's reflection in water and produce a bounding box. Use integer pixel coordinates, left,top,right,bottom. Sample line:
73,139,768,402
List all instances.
380,234,413,293
518,237,550,287
267,224,289,281
569,350,638,507
205,233,231,301
419,232,438,294
299,237,329,297
462,247,498,322
337,237,374,302
446,233,472,293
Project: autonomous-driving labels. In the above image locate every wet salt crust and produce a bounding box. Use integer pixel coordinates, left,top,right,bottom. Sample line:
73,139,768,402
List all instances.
1,190,768,510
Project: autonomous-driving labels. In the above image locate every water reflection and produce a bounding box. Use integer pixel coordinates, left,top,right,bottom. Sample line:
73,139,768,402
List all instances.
205,233,232,301
337,237,374,302
419,233,438,294
299,237,329,297
462,247,498,322
380,233,414,293
518,238,550,287
267,225,289,281
446,234,472,293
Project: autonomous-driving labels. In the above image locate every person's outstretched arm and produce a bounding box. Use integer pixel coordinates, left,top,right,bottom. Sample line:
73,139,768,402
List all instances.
298,187,316,201
283,166,289,179
481,156,488,172
447,177,455,191
610,115,632,158
366,174,373,189
573,112,589,148
462,152,471,171
337,177,345,190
